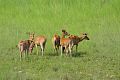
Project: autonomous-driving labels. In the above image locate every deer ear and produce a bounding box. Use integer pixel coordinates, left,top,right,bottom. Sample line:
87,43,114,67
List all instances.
26,32,30,35
32,32,35,35
80,33,84,35
80,33,87,35
62,29,66,32
84,33,87,35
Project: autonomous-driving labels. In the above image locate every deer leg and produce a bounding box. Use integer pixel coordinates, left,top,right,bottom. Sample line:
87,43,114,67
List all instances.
19,46,23,61
53,46,56,53
54,45,58,54
40,44,44,56
55,47,58,54
64,46,67,56
54,42,57,53
54,45,57,53
52,41,55,52
43,43,46,56
76,44,78,52
62,47,65,53
20,52,22,61
56,45,59,55
35,44,39,55
69,45,72,57
65,47,69,56
61,46,63,56
24,50,26,59
26,49,29,58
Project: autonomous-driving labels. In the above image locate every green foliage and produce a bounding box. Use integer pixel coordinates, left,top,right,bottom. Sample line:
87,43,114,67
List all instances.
0,0,120,80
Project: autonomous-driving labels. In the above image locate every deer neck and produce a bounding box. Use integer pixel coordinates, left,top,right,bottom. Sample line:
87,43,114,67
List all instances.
29,37,34,41
79,36,85,42
61,34,66,38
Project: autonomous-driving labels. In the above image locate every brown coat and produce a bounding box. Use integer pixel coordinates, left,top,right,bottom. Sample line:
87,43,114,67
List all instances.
18,40,33,61
34,36,47,56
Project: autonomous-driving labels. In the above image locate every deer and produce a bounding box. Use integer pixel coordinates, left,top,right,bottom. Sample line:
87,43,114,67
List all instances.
60,33,90,56
18,40,34,61
26,32,35,41
60,37,72,56
52,29,70,54
69,33,89,53
60,29,71,56
27,33,47,56
34,36,47,56
68,33,89,52
52,34,60,53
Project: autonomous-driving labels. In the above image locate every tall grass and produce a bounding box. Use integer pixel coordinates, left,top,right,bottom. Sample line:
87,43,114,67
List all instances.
0,0,120,80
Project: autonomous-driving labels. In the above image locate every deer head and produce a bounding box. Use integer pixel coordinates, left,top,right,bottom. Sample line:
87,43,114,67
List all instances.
80,33,90,40
62,29,70,38
26,32,35,41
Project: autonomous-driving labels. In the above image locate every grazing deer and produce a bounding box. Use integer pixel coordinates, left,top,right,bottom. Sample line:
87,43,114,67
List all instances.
27,33,47,56
60,33,90,56
52,29,70,54
18,40,34,61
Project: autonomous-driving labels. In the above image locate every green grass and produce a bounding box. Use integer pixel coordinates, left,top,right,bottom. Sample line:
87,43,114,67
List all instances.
0,0,120,80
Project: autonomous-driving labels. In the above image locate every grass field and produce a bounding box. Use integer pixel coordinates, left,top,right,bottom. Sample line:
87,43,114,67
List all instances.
0,0,120,80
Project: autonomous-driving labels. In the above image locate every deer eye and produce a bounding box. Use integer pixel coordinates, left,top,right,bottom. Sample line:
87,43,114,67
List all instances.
84,33,87,35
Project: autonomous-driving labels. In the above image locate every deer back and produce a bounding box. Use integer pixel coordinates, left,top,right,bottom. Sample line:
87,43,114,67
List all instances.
34,36,47,44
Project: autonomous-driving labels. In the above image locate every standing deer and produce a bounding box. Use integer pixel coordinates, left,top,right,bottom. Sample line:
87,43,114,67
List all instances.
29,41,35,53
68,33,89,52
60,37,72,56
27,33,47,56
60,29,71,56
52,29,70,54
26,32,35,41
52,34,60,53
34,36,47,56
61,29,70,38
69,33,89,53
60,33,90,56
18,40,34,61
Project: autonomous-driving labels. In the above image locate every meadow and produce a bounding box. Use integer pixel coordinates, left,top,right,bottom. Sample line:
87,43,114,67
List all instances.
0,0,120,80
